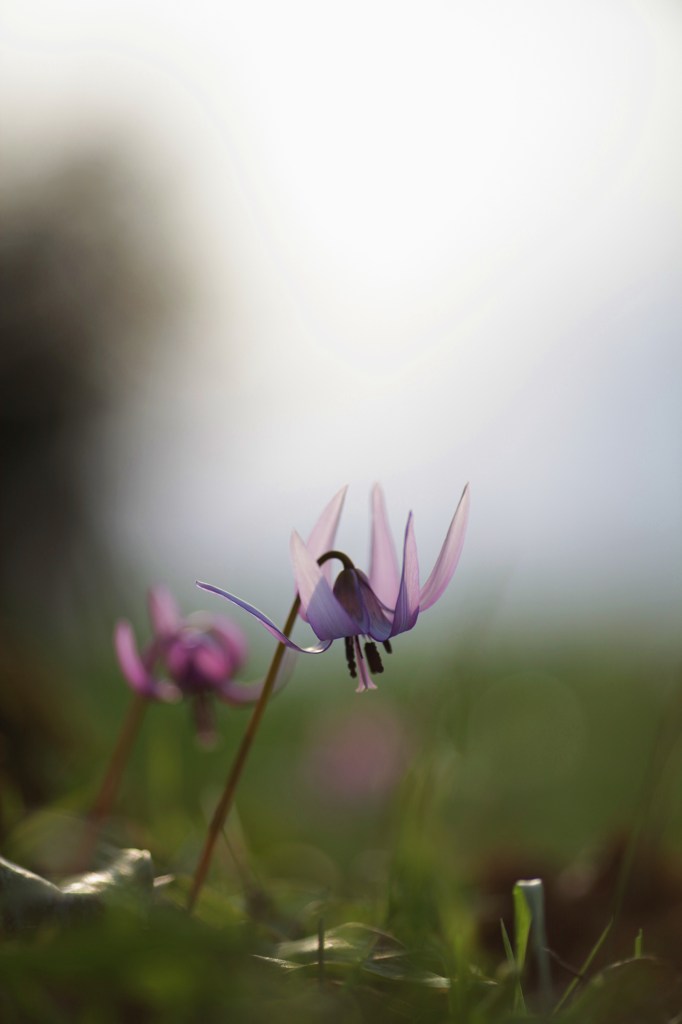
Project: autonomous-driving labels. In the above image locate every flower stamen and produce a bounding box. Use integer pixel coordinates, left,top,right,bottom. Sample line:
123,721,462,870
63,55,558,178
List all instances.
344,635,357,678
364,641,384,675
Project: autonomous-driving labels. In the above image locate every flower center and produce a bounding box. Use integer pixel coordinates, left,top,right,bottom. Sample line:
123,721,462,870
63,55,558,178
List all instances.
316,550,394,687
343,634,393,682
332,568,365,621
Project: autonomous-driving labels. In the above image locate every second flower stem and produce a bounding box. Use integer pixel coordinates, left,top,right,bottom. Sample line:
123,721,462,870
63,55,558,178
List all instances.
91,693,149,822
75,691,149,872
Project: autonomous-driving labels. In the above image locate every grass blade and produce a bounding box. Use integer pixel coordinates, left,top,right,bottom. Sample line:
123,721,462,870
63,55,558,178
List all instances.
553,918,613,1014
500,916,526,1013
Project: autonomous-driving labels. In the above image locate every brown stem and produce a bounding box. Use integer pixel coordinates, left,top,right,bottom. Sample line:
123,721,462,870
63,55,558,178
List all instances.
186,596,301,913
91,693,149,821
76,693,149,870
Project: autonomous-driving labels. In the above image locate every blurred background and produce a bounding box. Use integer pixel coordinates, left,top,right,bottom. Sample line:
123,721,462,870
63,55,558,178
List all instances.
2,0,680,634
1,0,682,965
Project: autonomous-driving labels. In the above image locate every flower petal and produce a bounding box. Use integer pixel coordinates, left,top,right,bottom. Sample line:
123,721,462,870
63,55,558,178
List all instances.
369,484,400,607
389,513,420,636
147,585,181,636
418,484,470,611
193,641,233,684
114,621,149,690
332,569,370,633
305,484,348,560
165,637,191,680
206,617,249,669
114,621,173,700
197,581,333,653
356,572,393,642
187,612,249,670
290,532,358,640
299,484,348,617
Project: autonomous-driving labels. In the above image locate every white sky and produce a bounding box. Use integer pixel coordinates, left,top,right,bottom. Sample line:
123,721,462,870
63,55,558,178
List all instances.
2,0,681,637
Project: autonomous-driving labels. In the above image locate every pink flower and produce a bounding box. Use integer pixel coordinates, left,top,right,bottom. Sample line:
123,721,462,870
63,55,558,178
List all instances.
301,705,413,804
114,586,251,744
199,483,469,692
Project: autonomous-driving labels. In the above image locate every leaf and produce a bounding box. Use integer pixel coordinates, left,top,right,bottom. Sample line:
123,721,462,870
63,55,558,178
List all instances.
270,921,473,992
500,903,526,1013
500,917,515,969
0,849,154,934
276,921,404,965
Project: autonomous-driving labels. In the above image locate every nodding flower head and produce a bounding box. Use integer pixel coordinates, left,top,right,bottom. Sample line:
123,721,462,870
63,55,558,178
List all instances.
114,586,249,745
198,483,469,692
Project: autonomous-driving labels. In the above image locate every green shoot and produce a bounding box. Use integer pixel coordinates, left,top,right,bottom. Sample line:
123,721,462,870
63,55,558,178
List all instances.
516,879,551,1010
500,917,526,1013
553,918,613,1014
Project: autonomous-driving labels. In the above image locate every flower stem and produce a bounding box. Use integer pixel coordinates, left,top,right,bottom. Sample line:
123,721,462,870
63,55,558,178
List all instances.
91,692,149,821
186,595,301,913
76,692,148,870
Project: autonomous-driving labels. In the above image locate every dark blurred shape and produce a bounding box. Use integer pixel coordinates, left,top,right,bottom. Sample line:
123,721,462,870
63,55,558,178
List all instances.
0,150,180,624
0,148,183,822
477,831,682,975
0,634,75,837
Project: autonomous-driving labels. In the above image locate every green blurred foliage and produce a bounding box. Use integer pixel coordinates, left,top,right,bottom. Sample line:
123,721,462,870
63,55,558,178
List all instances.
2,624,682,1020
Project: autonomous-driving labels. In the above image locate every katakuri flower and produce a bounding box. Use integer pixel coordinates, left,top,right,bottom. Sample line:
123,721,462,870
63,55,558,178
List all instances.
114,586,252,744
198,483,470,692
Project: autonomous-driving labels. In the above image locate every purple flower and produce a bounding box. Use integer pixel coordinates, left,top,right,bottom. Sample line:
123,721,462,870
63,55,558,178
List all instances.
199,483,470,692
114,586,252,744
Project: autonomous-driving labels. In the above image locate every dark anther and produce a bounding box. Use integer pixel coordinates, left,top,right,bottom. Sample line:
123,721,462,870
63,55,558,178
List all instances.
382,640,393,655
364,642,384,675
344,636,357,678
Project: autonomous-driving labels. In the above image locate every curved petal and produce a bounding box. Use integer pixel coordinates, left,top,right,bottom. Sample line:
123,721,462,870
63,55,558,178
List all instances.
290,532,358,640
389,513,420,636
419,484,470,612
114,621,148,689
369,484,400,607
114,621,171,699
305,485,348,560
197,581,333,653
299,484,348,617
147,585,181,637
356,572,393,642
